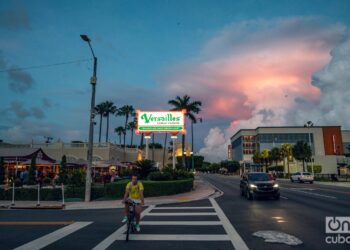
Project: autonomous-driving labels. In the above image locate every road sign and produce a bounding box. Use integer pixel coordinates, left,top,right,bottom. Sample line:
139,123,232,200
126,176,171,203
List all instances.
136,110,186,134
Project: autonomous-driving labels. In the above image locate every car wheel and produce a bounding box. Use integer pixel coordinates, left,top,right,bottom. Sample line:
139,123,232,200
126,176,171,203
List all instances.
310,181,313,184
298,178,303,183
290,178,294,183
274,194,280,200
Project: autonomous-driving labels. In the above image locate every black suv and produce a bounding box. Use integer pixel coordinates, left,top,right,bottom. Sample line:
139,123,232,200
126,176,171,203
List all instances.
240,172,280,200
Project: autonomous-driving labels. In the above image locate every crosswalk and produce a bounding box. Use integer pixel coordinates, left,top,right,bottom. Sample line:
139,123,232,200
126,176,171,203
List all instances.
93,197,248,250
8,198,249,250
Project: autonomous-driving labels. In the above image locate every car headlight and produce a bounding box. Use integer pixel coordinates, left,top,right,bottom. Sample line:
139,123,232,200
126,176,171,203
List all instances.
249,184,257,188
273,183,279,188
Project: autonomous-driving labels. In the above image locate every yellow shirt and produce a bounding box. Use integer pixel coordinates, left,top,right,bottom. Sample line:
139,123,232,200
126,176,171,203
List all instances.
126,182,144,200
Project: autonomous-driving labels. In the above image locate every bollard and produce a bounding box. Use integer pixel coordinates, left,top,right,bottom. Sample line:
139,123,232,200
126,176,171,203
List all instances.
37,183,40,206
61,183,65,206
11,181,15,206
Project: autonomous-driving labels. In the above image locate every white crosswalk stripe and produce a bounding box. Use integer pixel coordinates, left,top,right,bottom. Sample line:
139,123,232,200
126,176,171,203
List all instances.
92,198,248,250
13,221,93,250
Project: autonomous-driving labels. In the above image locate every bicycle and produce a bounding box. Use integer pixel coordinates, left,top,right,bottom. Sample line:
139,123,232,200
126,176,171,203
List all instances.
124,199,137,241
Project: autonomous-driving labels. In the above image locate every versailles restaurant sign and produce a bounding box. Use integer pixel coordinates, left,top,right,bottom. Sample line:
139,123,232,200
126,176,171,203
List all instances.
136,110,186,133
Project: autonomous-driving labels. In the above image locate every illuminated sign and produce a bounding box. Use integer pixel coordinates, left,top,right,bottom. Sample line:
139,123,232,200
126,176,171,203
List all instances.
136,110,186,133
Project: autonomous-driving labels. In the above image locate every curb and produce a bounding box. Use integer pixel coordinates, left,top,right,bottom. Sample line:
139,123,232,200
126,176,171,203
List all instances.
8,205,65,210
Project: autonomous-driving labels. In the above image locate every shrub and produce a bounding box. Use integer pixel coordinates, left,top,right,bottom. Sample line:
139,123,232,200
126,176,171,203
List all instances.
307,165,322,173
0,178,194,201
43,177,52,186
148,171,173,181
267,165,284,172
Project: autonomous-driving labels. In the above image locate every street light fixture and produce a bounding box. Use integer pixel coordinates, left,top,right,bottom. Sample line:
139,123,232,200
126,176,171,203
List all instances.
81,34,97,202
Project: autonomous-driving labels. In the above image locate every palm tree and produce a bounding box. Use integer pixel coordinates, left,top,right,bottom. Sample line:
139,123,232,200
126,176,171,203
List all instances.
94,102,106,143
281,144,293,174
168,95,202,167
270,147,282,166
117,105,135,149
261,149,271,173
292,141,311,172
114,126,125,146
103,101,117,143
127,121,137,147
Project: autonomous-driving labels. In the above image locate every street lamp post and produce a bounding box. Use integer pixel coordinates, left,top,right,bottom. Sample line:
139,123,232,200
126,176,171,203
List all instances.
304,121,314,175
191,118,202,173
171,135,177,170
81,34,97,202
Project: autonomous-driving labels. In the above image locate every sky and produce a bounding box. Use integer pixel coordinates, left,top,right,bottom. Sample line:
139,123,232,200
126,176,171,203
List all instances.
1,0,350,162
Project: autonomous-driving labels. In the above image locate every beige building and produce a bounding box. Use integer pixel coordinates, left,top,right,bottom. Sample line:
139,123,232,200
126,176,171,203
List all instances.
230,126,350,174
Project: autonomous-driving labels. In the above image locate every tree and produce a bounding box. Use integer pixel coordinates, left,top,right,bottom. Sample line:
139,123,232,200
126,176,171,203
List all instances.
270,147,282,166
135,160,156,178
252,150,262,164
261,149,271,172
94,102,106,143
221,160,240,173
28,154,37,185
127,121,137,147
114,126,125,146
0,157,5,185
292,141,312,172
117,105,135,149
280,144,293,174
103,101,117,143
168,95,202,168
59,155,68,185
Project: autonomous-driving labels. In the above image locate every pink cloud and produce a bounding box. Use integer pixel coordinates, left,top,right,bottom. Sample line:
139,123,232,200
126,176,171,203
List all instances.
164,17,344,127
162,17,347,161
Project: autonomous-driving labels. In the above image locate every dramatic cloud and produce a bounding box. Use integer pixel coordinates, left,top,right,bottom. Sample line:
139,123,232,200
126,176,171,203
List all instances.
0,5,30,30
7,69,35,93
10,101,45,119
163,17,348,162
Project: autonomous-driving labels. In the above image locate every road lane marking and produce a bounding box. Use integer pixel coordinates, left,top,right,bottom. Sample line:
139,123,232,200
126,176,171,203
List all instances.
146,212,217,216
92,205,154,250
282,188,337,199
115,234,230,241
0,221,74,225
141,221,222,225
209,198,249,250
14,221,92,250
280,196,288,199
152,206,214,210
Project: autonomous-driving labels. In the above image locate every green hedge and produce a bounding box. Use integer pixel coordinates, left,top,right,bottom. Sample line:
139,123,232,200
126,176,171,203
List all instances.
0,179,193,201
104,179,193,198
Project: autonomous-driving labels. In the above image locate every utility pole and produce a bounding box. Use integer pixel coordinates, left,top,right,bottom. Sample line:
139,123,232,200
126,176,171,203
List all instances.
81,34,97,202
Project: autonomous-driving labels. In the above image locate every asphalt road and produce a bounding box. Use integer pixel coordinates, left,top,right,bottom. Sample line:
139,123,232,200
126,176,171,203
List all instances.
0,174,349,250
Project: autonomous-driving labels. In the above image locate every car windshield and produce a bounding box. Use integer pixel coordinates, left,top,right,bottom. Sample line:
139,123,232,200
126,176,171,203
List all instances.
248,173,271,181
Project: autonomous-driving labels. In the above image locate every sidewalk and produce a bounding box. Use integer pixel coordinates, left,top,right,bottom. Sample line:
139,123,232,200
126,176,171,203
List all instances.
0,177,216,210
277,178,350,188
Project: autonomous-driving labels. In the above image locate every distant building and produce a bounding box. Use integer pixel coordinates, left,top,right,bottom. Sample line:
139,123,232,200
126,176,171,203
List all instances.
230,126,350,174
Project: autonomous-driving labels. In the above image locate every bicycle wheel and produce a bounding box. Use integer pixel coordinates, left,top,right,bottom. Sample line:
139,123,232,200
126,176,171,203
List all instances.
126,219,131,241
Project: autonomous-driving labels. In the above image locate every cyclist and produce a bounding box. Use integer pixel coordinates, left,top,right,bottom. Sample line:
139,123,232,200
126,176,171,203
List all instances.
122,174,144,232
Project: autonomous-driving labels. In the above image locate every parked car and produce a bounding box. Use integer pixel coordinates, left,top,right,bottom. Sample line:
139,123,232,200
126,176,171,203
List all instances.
240,172,280,200
290,172,314,183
